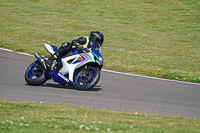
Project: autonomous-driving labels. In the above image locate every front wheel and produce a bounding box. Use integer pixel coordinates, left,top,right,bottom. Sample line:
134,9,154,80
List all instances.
74,65,100,91
25,61,48,86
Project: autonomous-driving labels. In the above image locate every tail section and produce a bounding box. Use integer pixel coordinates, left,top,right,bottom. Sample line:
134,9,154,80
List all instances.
44,44,57,55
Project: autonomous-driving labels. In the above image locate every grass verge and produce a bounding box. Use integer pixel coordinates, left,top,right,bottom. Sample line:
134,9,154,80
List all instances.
0,0,200,83
0,101,200,132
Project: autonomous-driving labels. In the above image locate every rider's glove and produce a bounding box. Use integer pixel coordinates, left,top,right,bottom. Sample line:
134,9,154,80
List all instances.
83,48,90,52
76,45,84,50
72,40,83,50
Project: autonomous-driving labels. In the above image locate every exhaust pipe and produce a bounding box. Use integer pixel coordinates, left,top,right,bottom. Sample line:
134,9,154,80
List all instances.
34,52,47,69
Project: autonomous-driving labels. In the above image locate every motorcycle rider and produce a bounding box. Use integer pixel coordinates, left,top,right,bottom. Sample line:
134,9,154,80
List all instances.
46,31,104,70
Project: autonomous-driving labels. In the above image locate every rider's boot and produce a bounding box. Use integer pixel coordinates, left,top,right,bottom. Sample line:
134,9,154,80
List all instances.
46,54,58,70
45,42,72,70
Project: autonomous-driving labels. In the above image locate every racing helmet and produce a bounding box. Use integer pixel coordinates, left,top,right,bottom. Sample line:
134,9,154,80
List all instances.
89,31,104,46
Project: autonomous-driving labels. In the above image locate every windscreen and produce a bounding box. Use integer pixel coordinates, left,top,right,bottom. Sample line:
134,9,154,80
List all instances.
92,42,101,53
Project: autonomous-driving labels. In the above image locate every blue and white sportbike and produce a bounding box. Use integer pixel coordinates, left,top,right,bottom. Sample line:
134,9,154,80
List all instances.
25,43,103,91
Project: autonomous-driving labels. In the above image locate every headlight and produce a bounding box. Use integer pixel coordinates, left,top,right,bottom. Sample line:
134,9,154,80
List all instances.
99,56,103,65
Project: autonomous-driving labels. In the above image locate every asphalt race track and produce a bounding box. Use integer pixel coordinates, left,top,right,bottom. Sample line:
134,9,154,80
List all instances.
0,48,200,118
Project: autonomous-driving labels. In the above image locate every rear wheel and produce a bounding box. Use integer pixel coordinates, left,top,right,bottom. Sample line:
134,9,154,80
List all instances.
25,61,48,86
74,65,100,91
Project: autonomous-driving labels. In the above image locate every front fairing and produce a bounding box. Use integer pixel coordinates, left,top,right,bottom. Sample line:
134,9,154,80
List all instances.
89,44,103,67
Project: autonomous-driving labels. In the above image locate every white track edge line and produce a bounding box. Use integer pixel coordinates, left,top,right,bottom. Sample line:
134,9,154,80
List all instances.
102,69,200,86
1,47,199,86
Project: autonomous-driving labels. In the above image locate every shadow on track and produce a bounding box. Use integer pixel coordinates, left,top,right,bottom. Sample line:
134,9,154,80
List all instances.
39,83,102,91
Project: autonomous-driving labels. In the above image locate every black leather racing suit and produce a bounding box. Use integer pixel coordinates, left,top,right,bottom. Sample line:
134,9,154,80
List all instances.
46,36,89,68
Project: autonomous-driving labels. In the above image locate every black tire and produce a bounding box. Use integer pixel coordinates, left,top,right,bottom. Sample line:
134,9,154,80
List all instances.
25,61,48,86
74,65,100,91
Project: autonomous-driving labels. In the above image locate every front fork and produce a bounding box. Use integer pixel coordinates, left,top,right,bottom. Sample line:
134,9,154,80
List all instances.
84,65,91,76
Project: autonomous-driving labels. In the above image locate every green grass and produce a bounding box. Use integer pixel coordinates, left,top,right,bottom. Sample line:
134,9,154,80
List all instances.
0,0,200,83
0,101,200,133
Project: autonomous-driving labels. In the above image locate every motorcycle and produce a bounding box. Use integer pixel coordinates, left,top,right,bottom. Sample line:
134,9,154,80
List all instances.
25,43,103,91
